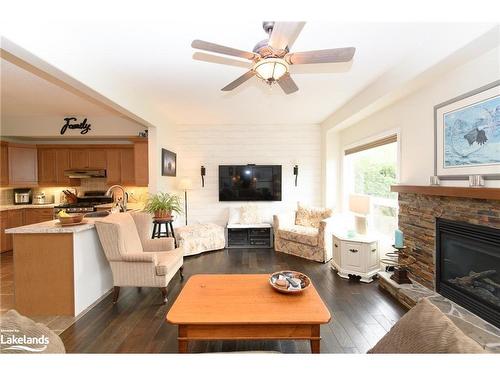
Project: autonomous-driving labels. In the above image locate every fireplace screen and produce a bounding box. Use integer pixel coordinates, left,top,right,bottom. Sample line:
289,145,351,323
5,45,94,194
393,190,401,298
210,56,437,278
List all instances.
436,218,500,328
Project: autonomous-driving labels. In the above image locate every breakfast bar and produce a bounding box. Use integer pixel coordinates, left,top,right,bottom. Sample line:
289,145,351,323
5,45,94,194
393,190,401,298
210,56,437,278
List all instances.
5,219,113,317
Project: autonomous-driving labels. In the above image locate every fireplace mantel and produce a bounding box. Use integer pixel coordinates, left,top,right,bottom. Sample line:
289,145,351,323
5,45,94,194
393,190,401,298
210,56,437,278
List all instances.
391,185,500,200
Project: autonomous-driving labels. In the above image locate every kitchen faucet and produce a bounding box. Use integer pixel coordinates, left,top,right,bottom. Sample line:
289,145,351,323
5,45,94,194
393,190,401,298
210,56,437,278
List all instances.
105,185,128,212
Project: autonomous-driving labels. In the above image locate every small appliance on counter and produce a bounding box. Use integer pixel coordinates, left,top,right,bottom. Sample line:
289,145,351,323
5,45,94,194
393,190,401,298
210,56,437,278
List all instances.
32,192,55,205
33,192,46,205
13,188,32,205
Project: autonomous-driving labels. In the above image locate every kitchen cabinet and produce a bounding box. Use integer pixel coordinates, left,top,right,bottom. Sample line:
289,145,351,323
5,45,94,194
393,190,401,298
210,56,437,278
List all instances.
0,211,9,252
8,144,38,186
24,208,54,226
1,142,9,186
3,141,148,188
330,234,379,283
1,208,49,253
88,149,107,169
120,148,135,185
133,140,148,186
5,209,24,251
69,149,89,169
106,149,121,185
55,149,72,185
38,148,57,185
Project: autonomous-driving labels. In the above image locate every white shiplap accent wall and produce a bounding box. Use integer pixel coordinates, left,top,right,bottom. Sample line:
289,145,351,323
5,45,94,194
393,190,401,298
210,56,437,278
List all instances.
175,123,322,226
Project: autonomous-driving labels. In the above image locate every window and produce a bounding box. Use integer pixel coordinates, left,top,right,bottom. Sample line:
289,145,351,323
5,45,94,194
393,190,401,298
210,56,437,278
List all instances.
343,134,398,238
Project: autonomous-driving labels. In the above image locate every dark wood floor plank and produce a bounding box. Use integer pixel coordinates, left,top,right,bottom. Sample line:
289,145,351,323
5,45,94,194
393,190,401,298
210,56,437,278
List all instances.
58,248,406,353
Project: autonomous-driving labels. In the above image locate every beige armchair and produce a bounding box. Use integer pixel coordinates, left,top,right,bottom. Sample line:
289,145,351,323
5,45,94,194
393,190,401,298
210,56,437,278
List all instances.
95,211,184,304
273,203,334,263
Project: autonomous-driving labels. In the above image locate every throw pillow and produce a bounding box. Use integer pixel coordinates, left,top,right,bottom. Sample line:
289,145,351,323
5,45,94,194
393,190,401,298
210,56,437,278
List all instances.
368,298,485,354
228,207,240,224
240,205,261,224
295,203,332,228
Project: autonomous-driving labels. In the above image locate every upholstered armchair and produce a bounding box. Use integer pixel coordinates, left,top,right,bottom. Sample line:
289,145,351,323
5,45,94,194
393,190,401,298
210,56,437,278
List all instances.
95,211,184,304
273,203,334,263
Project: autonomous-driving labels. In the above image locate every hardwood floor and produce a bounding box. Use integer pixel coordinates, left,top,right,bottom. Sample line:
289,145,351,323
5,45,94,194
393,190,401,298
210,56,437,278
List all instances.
59,248,407,353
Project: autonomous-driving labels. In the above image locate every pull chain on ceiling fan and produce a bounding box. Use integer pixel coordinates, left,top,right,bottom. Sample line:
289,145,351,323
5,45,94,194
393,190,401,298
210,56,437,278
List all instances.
191,21,356,94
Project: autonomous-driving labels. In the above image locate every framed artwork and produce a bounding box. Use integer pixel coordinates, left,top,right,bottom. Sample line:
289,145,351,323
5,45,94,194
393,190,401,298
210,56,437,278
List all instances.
434,80,500,180
161,148,177,176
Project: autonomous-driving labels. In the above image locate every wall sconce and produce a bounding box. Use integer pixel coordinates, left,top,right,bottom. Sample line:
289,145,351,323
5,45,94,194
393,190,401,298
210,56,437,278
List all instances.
201,166,206,187
293,165,298,186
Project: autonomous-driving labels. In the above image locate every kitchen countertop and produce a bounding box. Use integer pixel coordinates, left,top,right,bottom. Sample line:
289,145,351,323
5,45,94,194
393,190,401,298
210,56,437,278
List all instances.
5,218,98,234
0,203,55,212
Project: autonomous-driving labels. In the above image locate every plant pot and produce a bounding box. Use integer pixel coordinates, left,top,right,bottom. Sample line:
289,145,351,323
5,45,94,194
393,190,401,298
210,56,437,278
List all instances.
153,210,172,220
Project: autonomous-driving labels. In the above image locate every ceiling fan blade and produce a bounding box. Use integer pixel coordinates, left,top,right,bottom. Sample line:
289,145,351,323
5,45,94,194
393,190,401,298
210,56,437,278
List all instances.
277,74,299,95
286,47,356,65
268,22,305,51
221,70,256,91
192,40,258,61
193,52,252,69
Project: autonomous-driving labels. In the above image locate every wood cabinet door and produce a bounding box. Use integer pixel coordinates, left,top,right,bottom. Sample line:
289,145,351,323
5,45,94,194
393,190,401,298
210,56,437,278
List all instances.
341,242,363,272
106,149,121,185
38,148,57,185
55,149,71,185
120,148,135,185
69,149,89,169
0,143,9,186
0,211,9,252
8,145,38,185
333,237,341,265
5,209,25,251
88,149,107,168
134,141,148,186
24,208,54,225
367,243,379,271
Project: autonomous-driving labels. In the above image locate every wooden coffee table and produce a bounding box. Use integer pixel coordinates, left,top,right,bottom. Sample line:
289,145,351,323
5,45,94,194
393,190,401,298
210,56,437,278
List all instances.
166,274,331,353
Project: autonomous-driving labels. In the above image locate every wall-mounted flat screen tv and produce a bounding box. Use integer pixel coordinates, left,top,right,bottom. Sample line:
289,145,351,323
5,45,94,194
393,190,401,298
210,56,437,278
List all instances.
219,165,282,201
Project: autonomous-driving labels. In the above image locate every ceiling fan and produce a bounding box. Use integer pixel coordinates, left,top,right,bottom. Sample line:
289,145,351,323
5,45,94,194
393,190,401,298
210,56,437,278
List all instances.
191,21,356,94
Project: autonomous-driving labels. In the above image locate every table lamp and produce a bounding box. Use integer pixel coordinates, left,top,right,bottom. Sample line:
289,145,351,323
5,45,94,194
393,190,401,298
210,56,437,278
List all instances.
349,194,371,235
178,178,193,226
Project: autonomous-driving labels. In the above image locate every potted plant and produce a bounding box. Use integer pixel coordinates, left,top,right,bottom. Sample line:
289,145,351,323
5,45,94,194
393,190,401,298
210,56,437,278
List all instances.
143,192,183,220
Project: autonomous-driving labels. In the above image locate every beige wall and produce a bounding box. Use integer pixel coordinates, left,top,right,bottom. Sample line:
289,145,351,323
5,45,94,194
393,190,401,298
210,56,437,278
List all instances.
325,46,500,210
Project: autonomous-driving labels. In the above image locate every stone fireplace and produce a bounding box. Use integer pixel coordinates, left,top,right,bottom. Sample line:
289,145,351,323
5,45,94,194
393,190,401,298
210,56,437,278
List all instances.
397,191,500,290
376,186,500,350
436,218,500,328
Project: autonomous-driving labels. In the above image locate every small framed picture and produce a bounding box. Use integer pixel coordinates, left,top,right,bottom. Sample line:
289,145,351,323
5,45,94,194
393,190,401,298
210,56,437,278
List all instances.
434,80,500,180
161,148,176,177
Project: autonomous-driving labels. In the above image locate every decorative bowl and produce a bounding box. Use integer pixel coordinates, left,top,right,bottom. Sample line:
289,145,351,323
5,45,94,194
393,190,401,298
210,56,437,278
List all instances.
57,213,85,225
269,270,311,294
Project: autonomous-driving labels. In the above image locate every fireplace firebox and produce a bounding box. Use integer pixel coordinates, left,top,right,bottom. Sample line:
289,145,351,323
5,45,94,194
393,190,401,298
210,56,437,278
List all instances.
436,218,500,328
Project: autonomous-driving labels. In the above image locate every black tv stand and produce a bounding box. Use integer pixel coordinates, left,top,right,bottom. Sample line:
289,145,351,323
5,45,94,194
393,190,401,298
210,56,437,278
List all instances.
226,224,273,249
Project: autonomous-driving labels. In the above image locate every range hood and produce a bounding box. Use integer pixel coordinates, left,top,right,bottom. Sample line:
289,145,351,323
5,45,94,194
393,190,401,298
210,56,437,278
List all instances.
64,169,107,179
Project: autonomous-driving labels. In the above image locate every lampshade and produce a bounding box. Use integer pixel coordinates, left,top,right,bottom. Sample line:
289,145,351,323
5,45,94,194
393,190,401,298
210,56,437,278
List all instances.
349,194,371,215
178,178,193,191
254,58,289,81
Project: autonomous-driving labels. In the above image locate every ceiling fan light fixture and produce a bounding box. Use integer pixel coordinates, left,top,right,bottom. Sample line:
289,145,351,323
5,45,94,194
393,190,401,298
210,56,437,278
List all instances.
253,58,289,82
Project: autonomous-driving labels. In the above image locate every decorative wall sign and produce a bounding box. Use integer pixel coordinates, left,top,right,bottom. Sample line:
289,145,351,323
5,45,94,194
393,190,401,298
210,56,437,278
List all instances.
161,148,177,176
60,117,92,135
434,80,500,180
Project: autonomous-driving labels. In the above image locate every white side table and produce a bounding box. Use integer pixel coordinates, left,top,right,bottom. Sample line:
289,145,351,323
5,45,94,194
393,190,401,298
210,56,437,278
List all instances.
330,232,380,283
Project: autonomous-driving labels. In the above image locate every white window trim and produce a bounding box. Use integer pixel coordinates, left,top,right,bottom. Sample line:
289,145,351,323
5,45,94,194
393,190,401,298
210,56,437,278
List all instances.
341,128,401,213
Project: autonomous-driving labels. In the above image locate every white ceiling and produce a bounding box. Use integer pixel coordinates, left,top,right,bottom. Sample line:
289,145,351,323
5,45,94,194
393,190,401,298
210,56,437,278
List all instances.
1,18,495,126
1,58,117,117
